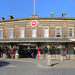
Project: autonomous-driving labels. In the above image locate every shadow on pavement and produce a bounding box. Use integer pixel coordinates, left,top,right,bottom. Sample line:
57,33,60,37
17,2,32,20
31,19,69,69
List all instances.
0,60,10,67
51,63,59,66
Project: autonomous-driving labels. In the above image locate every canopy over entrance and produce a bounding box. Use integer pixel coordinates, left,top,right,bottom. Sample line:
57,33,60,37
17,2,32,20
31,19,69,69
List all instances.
0,37,71,43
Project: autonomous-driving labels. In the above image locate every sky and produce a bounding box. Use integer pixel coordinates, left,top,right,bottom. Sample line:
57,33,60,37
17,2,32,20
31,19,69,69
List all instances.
0,0,75,20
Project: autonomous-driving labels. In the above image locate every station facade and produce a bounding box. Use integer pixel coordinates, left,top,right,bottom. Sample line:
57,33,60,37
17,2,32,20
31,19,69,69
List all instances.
0,12,75,59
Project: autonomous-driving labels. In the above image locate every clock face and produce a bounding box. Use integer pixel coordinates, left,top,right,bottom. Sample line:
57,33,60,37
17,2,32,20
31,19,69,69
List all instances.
31,20,37,27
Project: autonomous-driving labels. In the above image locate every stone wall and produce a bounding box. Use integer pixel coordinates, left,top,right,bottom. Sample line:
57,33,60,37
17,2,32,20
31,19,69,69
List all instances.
37,54,75,59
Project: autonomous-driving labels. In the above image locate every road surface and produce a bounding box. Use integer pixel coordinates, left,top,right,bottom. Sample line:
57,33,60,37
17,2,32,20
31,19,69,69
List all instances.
0,60,75,75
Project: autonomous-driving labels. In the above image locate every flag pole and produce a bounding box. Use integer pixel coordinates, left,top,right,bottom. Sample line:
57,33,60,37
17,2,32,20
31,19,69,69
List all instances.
34,0,35,14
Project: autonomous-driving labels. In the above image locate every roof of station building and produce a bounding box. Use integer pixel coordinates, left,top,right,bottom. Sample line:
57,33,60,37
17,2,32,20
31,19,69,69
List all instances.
0,13,75,23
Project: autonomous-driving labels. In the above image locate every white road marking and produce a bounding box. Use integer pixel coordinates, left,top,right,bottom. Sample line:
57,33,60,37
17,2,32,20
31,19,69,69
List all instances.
4,65,16,68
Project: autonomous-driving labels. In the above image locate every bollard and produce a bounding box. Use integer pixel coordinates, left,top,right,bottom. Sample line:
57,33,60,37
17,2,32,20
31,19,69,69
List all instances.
47,54,51,66
3,53,6,59
60,55,63,61
60,49,63,61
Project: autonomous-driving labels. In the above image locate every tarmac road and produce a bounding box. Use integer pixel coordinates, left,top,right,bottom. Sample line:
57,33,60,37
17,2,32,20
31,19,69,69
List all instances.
0,59,75,75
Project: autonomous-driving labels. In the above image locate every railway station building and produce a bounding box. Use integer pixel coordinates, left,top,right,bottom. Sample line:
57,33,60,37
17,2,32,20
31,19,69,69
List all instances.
0,12,75,59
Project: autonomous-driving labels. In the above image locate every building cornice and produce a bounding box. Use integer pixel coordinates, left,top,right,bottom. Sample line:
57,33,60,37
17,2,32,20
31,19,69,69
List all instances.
0,16,75,23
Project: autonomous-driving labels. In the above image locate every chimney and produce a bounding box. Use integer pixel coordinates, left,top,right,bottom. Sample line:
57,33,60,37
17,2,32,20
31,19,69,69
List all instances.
62,12,65,17
9,14,14,19
1,16,4,20
50,12,53,17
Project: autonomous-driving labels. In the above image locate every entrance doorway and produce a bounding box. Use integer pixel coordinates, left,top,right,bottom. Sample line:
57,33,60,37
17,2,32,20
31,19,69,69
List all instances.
19,45,37,58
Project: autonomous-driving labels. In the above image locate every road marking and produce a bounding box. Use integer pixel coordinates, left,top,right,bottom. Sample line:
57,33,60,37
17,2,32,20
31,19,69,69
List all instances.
4,65,16,68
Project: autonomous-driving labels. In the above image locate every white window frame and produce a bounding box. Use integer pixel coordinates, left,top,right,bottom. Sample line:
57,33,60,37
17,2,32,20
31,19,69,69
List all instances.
44,28,49,37
56,28,61,37
9,29,13,38
20,29,24,38
69,28,73,37
0,30,3,39
32,28,36,37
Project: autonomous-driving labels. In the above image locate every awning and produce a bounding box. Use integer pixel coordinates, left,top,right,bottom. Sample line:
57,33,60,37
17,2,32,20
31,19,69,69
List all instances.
0,37,71,43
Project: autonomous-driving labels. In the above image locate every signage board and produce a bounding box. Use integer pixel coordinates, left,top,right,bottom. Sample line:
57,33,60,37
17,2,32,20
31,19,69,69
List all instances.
31,20,37,27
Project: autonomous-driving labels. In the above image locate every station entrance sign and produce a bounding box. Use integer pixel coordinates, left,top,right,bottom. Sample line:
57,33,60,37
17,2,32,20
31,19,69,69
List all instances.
31,20,37,27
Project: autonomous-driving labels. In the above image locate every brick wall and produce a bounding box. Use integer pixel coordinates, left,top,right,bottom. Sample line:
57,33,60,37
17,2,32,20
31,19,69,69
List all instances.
14,28,19,38
50,27,55,37
62,27,68,37
37,27,43,37
25,28,31,37
3,29,8,38
0,19,75,38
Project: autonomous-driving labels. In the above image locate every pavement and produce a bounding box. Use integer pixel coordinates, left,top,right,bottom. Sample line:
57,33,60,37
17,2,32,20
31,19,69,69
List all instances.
0,58,75,68
0,58,75,75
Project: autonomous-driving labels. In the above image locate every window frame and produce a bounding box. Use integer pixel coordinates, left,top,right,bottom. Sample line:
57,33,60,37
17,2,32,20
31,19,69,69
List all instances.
20,29,24,38
44,28,49,37
68,28,74,37
32,28,36,37
9,29,13,38
0,30,3,39
56,28,61,37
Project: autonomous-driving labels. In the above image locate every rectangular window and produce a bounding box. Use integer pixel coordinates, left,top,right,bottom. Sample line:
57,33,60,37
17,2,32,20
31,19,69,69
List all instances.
0,30,2,39
56,28,61,37
32,28,36,37
44,28,49,37
69,29,73,37
20,29,24,38
9,29,13,38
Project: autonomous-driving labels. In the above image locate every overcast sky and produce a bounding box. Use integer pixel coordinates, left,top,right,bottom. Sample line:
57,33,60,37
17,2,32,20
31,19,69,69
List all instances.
0,0,75,19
